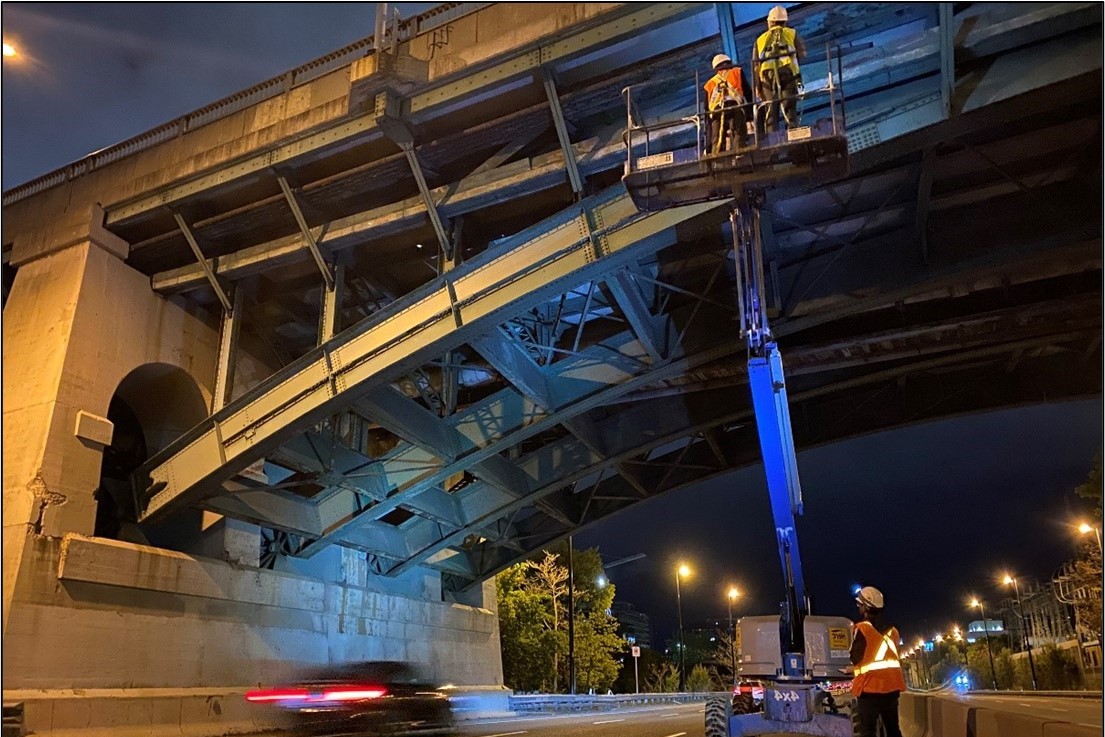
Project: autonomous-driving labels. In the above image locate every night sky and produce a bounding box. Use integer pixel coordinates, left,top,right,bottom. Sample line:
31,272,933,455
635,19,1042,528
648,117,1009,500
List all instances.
1,3,435,187
577,399,1103,645
4,4,1102,651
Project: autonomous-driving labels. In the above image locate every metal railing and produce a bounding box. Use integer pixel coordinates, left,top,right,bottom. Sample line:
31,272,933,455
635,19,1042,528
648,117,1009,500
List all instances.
2,2,490,207
623,44,847,175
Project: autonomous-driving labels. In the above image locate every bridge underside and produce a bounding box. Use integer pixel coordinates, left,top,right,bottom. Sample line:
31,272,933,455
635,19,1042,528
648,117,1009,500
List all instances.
75,3,1099,592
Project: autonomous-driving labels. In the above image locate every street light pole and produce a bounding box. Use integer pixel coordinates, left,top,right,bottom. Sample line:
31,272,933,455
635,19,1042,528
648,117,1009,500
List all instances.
1003,575,1038,690
567,538,576,695
727,587,740,689
675,564,690,692
971,599,999,690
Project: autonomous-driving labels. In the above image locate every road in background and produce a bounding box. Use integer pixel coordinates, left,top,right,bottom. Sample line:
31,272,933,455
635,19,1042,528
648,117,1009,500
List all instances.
948,693,1102,729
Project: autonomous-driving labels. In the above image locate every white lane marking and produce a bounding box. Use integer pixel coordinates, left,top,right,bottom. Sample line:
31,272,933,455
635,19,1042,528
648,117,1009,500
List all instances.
593,718,625,724
661,713,680,717
1018,702,1032,707
480,732,527,737
662,732,687,737
1049,707,1069,712
467,703,703,725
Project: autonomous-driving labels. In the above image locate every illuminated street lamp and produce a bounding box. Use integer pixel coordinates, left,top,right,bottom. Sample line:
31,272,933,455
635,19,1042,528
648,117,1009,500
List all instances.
2,42,15,58
727,586,741,688
1001,574,1038,690
970,598,999,690
675,563,692,692
1074,521,1100,550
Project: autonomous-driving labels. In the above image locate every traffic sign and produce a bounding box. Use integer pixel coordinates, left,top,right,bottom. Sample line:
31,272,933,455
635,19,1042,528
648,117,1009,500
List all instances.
631,646,641,658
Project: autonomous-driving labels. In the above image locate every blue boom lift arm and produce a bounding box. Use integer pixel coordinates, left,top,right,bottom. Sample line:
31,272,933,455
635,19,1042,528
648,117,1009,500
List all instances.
731,196,809,678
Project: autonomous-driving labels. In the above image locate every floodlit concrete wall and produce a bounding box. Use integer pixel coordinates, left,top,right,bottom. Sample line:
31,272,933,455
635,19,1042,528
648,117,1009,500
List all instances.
5,534,500,689
406,2,621,79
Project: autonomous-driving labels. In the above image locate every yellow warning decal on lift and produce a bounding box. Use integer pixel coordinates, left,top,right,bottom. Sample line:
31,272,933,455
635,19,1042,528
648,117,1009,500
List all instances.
786,126,812,141
637,151,675,170
828,627,850,650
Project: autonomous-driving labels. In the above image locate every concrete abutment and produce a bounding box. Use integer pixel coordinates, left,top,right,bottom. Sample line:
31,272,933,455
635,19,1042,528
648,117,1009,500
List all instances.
2,219,505,735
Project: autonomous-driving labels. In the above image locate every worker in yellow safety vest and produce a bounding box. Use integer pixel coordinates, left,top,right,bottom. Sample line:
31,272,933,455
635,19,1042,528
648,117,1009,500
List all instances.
752,5,807,133
703,53,748,154
850,586,907,737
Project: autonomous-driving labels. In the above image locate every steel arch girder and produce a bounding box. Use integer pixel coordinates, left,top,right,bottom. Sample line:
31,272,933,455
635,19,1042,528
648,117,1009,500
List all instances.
137,186,726,522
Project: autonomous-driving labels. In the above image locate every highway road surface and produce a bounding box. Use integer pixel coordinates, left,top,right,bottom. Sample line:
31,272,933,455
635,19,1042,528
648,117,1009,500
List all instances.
459,702,707,737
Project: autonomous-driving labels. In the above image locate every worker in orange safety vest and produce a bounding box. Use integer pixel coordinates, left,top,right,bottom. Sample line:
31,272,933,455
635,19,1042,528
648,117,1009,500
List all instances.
703,53,748,154
850,586,907,737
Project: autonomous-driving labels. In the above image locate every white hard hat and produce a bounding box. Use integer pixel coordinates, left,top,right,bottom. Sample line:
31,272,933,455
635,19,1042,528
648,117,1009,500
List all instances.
855,586,885,609
711,53,733,69
768,5,788,23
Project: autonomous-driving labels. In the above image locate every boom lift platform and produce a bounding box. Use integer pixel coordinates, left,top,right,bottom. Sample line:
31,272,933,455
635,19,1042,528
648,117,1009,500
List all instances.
621,47,854,737
622,46,848,214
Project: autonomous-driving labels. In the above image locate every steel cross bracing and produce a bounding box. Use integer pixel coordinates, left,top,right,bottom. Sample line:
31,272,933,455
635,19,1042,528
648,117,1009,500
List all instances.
103,2,1102,589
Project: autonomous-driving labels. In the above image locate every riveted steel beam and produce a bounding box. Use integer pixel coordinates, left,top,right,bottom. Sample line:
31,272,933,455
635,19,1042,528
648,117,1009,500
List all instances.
277,174,334,290
916,148,936,265
541,66,583,196
605,270,664,363
212,284,245,412
938,3,955,117
200,488,323,538
319,262,345,343
562,414,650,498
172,212,232,312
378,113,453,260
471,329,557,410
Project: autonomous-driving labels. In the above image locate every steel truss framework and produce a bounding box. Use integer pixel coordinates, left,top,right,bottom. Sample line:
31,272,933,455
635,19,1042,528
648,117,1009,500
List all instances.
89,2,1104,592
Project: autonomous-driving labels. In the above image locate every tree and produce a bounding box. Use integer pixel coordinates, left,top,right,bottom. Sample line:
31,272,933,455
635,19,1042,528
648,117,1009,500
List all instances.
647,661,681,692
496,563,556,691
1035,644,1082,690
496,546,625,693
686,663,715,692
574,612,624,692
526,551,569,692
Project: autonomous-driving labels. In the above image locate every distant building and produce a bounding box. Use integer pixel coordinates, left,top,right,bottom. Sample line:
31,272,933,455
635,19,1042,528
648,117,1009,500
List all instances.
997,579,1076,650
612,601,651,650
965,618,1005,644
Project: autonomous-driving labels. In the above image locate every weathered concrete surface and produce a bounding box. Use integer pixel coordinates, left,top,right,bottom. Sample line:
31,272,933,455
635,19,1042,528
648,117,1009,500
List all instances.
1,233,222,635
4,534,502,734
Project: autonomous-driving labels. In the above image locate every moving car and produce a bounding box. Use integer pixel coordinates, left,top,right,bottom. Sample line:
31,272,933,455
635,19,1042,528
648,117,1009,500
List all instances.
246,660,455,736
